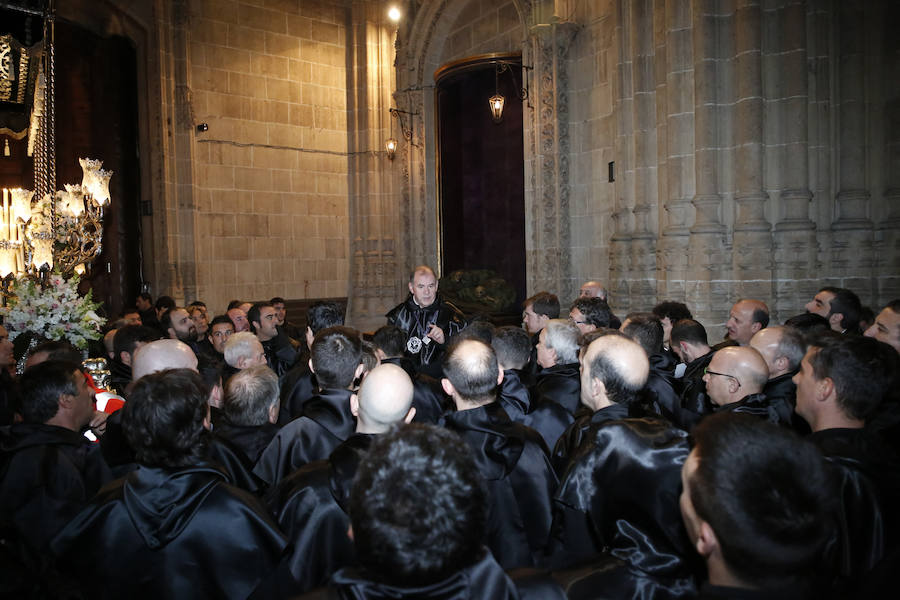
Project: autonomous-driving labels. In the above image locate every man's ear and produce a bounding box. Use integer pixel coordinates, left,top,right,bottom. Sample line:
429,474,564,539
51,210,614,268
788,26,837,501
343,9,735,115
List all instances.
268,401,280,424
695,520,719,558
818,376,836,403
347,524,354,541
350,393,359,418
678,341,691,360
202,405,212,431
167,327,177,340
306,327,315,348
119,351,132,367
308,358,315,374
57,393,74,411
728,377,740,394
441,378,455,397
774,355,789,374
829,313,844,330
408,281,415,295
252,321,261,332
354,362,365,380
404,406,416,424
497,366,504,386
590,375,606,401
750,322,762,336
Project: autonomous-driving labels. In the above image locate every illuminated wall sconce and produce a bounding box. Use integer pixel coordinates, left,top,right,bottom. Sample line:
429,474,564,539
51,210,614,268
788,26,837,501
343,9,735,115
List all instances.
488,61,532,124
385,137,398,160
385,107,418,160
388,5,401,22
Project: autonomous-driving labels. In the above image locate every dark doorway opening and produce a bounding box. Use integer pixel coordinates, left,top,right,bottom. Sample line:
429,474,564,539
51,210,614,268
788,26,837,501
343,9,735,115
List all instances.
436,55,526,309
55,23,143,318
0,7,143,319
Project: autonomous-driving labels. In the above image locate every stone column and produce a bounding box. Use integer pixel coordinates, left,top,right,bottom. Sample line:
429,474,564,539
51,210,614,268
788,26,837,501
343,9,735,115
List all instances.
878,1,900,303
155,0,198,302
731,0,771,302
345,1,400,332
659,0,695,303
626,0,658,312
688,0,728,327
525,21,578,299
831,1,874,293
772,0,817,321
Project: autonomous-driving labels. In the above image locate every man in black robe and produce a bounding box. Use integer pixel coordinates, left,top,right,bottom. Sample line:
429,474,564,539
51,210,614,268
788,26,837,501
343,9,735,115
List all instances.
704,346,785,424
271,296,303,341
109,324,160,396
248,302,298,378
620,312,681,423
670,319,715,429
254,326,363,486
261,363,416,596
793,333,900,589
441,338,558,569
386,265,466,378
1,361,112,596
323,423,564,599
750,325,807,430
549,334,697,598
532,318,583,416
372,324,451,424
680,413,835,599
51,368,286,599
214,364,281,466
492,325,572,451
278,300,344,425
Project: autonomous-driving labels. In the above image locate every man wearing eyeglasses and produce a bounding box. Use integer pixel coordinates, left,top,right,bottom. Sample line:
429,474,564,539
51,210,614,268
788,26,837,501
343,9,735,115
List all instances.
702,346,784,424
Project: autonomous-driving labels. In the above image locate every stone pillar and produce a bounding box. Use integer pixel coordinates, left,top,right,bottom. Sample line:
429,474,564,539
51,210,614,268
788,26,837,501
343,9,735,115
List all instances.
525,21,578,299
688,0,728,327
878,1,900,303
731,0,771,302
155,0,198,302
345,1,400,332
626,0,658,312
772,0,817,321
831,1,874,293
659,0,695,303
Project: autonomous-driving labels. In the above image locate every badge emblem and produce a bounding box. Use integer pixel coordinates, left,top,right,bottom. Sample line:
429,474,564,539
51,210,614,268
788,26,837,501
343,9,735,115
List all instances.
407,336,422,354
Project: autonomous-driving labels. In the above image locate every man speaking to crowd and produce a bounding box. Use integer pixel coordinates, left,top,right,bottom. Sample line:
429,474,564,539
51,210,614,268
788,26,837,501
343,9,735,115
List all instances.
386,265,466,377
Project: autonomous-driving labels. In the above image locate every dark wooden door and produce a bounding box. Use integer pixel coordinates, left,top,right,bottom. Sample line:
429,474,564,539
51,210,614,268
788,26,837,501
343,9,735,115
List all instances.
437,60,526,307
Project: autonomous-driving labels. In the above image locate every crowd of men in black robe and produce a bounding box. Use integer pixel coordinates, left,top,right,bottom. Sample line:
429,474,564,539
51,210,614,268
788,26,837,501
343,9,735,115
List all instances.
1,265,900,599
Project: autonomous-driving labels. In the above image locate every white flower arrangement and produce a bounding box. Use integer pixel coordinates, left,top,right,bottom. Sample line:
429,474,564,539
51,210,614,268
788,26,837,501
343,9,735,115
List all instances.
1,273,103,350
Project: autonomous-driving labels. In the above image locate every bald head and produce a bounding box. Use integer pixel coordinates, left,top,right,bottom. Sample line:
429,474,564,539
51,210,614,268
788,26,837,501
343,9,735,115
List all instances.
442,339,502,406
579,280,608,300
354,363,415,433
703,346,769,407
580,334,649,410
132,339,199,381
103,328,118,359
725,299,770,346
749,326,805,379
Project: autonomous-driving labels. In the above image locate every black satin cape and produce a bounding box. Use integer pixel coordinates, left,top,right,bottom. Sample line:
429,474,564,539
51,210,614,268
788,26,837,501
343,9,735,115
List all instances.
50,462,287,599
382,356,453,424
715,392,789,426
532,362,583,416
262,434,373,596
640,352,682,426
213,418,280,466
549,413,697,598
385,293,466,371
0,423,113,595
254,388,356,486
500,369,573,452
443,402,558,569
325,548,523,600
676,351,715,430
279,364,317,425
810,427,900,590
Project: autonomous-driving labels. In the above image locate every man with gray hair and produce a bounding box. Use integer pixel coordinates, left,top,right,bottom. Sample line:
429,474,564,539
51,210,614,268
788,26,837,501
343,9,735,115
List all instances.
223,331,267,378
213,365,281,466
533,318,583,416
262,363,416,595
750,326,806,427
